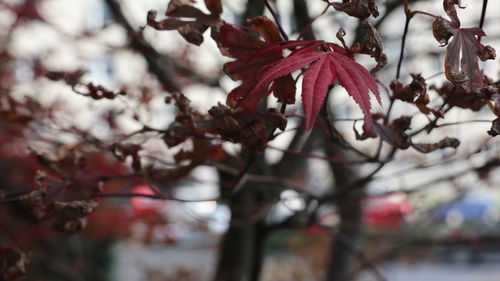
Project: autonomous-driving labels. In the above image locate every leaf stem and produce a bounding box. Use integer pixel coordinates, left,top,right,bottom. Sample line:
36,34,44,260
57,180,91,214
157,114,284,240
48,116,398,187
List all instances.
412,10,438,19
321,95,377,162
296,3,330,40
263,0,289,41
478,0,488,42
396,13,412,79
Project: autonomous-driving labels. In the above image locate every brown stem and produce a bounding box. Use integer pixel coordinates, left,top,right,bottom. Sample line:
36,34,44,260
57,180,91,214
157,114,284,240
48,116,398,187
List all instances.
396,13,412,79
263,0,289,40
478,0,488,42
104,0,181,91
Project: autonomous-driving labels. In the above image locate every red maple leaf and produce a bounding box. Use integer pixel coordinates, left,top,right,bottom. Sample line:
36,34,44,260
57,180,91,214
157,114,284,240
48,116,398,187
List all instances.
217,19,380,131
251,42,381,130
432,0,496,92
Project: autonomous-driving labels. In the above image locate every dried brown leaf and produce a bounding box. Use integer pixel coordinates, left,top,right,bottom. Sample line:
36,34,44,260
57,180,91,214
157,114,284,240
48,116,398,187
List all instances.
411,137,460,153
431,82,486,111
332,0,379,19
47,200,98,234
351,20,387,72
372,116,412,149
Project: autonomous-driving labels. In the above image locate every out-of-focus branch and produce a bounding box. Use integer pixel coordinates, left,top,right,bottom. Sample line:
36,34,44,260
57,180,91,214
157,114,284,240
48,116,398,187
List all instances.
333,233,388,281
263,0,288,40
105,0,221,91
242,0,265,23
400,158,500,194
104,0,181,92
293,0,317,40
324,140,365,281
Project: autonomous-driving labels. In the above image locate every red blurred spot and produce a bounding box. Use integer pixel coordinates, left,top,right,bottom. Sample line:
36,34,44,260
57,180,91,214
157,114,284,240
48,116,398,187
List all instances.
363,193,413,231
130,185,163,217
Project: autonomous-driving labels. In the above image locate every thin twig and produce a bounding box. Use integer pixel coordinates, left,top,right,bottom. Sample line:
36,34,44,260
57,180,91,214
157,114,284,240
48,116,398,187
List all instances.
409,89,456,137
396,13,412,79
478,0,488,42
435,119,491,128
321,98,378,162
92,192,217,202
331,231,389,281
296,3,329,40
263,0,289,40
266,144,369,164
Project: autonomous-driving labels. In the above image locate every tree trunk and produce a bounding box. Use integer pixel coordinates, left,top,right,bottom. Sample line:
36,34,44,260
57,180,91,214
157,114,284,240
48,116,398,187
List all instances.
213,159,274,281
325,145,364,281
212,1,269,280
213,185,256,281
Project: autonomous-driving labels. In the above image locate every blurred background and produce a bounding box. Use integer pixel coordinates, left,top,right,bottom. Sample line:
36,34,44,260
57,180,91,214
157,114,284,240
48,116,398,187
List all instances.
0,0,499,280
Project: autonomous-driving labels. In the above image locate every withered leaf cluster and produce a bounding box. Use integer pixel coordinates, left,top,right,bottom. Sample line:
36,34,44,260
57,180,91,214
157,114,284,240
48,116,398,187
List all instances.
362,116,461,153
431,82,486,111
391,74,442,117
46,200,98,234
163,92,287,155
163,93,204,147
371,116,412,149
432,0,496,92
351,20,387,73
330,0,379,19
8,183,98,234
209,104,286,151
146,0,222,45
46,70,127,100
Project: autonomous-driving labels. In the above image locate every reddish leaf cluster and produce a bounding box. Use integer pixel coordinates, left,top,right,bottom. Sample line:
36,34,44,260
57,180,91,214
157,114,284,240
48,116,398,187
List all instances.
250,41,381,130
218,19,380,131
217,17,295,111
432,0,496,92
157,94,226,180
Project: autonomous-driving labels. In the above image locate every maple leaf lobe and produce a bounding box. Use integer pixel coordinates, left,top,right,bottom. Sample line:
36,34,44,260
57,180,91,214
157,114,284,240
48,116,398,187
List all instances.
251,42,380,130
